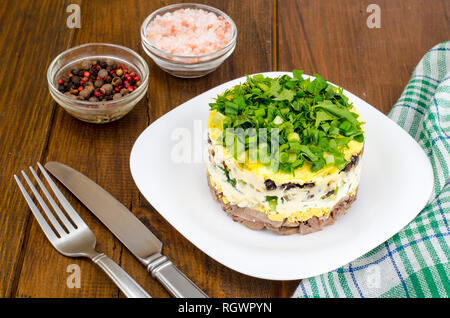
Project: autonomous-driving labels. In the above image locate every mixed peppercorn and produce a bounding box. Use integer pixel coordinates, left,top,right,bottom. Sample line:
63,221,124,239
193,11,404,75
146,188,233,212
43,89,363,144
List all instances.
57,59,141,102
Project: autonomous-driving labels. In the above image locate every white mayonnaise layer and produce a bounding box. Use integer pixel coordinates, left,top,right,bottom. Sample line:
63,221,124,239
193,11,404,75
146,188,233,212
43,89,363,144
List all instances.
206,140,362,222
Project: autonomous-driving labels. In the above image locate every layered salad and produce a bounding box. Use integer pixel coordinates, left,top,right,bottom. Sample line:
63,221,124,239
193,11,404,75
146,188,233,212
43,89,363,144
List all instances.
206,71,365,235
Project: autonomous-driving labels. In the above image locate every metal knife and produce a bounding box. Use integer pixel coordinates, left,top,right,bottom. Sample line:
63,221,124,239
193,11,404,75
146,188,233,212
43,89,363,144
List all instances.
45,161,208,298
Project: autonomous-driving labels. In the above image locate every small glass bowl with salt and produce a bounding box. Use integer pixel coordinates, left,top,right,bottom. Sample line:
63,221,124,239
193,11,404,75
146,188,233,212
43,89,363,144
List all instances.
140,3,237,78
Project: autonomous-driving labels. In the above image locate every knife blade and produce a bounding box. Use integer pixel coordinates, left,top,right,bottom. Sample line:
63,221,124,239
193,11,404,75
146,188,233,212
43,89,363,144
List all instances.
45,161,207,298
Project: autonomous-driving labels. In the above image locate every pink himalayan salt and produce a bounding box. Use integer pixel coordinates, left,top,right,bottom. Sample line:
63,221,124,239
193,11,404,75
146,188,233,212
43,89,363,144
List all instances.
146,8,233,56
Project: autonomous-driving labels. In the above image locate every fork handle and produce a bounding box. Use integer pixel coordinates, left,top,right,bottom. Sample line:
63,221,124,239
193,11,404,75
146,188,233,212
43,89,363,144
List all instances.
92,253,151,298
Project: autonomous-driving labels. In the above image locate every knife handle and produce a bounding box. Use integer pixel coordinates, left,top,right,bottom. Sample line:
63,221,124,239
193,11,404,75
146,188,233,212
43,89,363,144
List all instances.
92,253,151,298
147,253,208,298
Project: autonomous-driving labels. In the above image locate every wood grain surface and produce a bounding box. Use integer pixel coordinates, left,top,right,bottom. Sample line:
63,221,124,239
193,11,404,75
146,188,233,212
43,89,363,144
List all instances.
0,0,448,298
277,0,450,115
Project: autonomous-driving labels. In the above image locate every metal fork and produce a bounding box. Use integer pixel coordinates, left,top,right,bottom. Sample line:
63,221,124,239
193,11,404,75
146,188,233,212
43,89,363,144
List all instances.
14,163,151,298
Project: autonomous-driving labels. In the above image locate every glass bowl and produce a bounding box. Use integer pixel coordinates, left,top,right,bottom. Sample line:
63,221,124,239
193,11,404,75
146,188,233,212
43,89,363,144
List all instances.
140,3,237,78
47,43,149,123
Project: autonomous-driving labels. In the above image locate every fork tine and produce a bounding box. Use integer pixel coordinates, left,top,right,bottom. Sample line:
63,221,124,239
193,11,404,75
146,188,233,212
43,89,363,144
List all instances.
37,162,86,228
14,175,59,242
21,170,68,237
29,166,76,232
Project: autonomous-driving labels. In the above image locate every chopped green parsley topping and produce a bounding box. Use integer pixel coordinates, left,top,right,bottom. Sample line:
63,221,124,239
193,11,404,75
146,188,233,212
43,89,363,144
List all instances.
209,70,364,174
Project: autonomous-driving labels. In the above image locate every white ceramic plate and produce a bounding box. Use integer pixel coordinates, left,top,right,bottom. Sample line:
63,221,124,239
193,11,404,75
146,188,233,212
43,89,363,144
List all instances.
130,72,433,280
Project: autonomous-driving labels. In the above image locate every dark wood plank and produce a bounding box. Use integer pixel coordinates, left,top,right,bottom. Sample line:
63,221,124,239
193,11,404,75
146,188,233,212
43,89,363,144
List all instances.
136,0,277,298
277,0,450,114
276,0,449,297
0,0,80,297
13,0,277,298
9,0,447,299
7,0,447,299
13,0,153,298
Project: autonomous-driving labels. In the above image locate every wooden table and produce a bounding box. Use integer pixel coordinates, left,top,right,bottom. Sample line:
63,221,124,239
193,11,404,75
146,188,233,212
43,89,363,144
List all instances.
0,0,448,298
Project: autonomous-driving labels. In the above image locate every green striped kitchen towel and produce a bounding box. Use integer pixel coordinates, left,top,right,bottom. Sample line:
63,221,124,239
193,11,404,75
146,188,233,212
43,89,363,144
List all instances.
293,41,450,298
